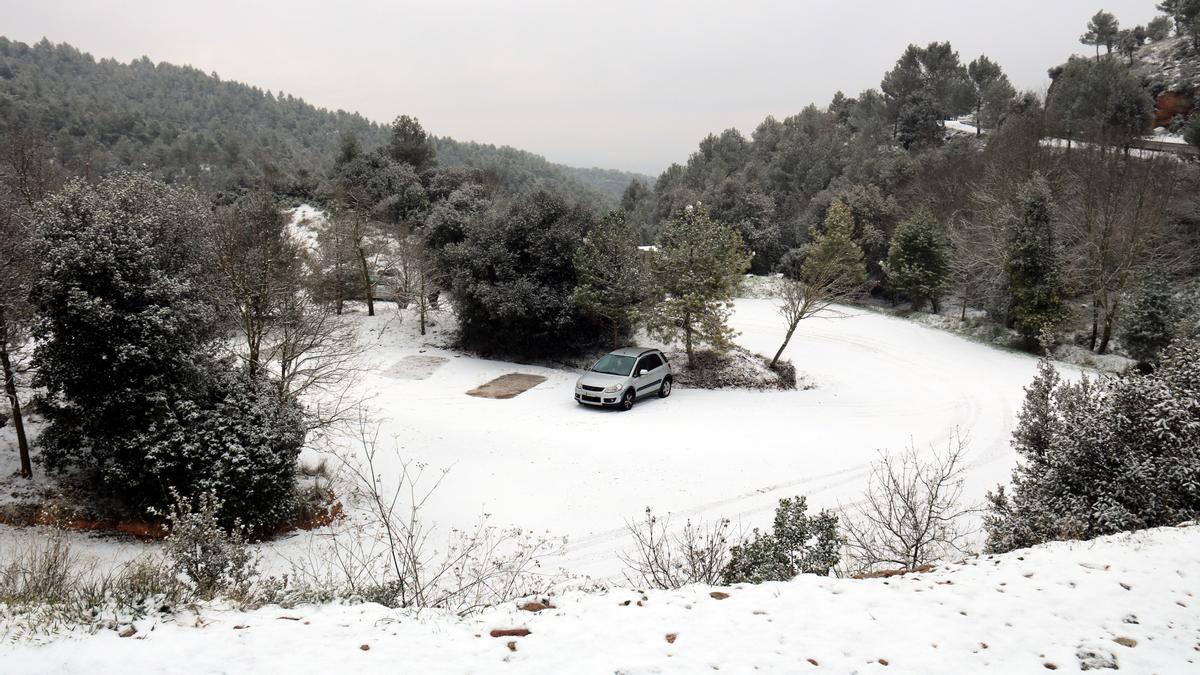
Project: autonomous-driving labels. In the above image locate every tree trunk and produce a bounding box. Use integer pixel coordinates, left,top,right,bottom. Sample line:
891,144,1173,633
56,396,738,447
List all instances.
357,246,375,317
770,323,798,369
1088,299,1099,352
1098,300,1119,355
684,312,695,368
0,343,31,479
975,102,982,136
418,275,427,336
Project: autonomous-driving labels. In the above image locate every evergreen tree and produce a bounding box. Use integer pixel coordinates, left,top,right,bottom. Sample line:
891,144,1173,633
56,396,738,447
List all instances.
881,42,974,132
1046,56,1153,145
1080,10,1121,59
31,174,303,530
1116,29,1140,64
570,211,648,346
1004,174,1064,349
1146,15,1173,40
1186,114,1200,153
967,56,1015,135
649,204,751,367
387,115,437,173
885,208,951,312
1121,277,1181,364
440,191,601,356
896,93,944,149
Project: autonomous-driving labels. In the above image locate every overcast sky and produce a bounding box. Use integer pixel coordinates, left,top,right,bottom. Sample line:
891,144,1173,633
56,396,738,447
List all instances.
2,0,1161,174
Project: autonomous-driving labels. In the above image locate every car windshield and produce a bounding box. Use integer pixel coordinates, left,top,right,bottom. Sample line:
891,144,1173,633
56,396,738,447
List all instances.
591,354,636,376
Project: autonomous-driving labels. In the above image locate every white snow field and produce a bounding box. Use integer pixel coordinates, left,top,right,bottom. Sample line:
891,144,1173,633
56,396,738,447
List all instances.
7,525,1198,674
338,298,1057,578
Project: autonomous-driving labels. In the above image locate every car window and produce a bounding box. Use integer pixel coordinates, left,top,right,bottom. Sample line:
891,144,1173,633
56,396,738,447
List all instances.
592,354,636,376
638,354,662,372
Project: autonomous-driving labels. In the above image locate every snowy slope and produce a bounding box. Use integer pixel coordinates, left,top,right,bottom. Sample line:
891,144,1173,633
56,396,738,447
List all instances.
7,525,1198,674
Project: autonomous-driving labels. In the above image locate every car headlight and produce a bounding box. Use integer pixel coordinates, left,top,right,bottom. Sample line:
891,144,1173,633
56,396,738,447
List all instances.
603,383,622,393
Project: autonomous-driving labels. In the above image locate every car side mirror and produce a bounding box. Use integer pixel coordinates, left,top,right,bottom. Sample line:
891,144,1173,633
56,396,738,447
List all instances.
639,369,648,376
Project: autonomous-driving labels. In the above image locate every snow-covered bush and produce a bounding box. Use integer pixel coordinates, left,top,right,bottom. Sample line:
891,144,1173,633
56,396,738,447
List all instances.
159,364,306,533
722,496,839,584
985,341,1200,553
620,507,731,589
163,492,259,601
840,437,977,574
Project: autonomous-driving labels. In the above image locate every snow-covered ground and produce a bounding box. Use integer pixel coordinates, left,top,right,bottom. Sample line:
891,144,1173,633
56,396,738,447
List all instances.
301,297,1061,579
7,524,1197,674
2,296,1067,580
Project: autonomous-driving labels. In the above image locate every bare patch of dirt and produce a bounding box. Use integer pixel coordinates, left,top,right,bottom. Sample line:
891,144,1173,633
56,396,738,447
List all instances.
383,354,450,380
467,373,547,399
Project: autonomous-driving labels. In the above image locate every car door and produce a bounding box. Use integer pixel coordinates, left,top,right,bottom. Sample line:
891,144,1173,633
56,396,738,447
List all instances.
634,353,663,395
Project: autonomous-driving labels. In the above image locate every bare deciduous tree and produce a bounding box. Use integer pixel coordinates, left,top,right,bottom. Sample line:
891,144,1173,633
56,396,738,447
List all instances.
269,291,365,435
1064,148,1180,354
390,234,443,336
214,193,303,378
840,433,978,574
619,507,731,589
0,130,60,479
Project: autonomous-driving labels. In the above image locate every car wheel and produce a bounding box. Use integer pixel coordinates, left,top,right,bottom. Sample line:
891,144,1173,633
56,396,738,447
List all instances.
620,389,635,411
658,377,672,398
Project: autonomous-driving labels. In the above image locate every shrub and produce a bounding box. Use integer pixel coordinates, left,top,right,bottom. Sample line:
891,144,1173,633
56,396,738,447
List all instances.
722,496,839,584
620,508,731,589
985,341,1200,553
162,492,259,601
840,437,976,574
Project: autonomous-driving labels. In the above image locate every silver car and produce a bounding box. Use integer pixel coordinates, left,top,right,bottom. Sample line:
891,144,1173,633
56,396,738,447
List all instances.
575,347,673,411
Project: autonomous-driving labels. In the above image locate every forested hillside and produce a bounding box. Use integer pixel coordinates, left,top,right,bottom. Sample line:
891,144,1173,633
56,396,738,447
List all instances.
619,7,1200,358
0,37,646,205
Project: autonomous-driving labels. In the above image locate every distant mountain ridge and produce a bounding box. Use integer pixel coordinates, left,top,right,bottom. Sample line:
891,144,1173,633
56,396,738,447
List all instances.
0,36,649,205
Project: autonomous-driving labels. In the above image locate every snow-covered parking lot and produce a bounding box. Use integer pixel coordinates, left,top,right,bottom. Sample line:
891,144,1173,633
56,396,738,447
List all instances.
345,297,1058,578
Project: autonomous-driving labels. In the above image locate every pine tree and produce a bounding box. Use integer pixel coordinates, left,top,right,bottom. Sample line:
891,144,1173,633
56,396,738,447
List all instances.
896,92,944,149
885,208,951,312
571,211,648,346
1080,10,1121,59
649,204,751,367
387,115,437,173
967,56,1015,135
1121,277,1181,364
1004,174,1064,349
